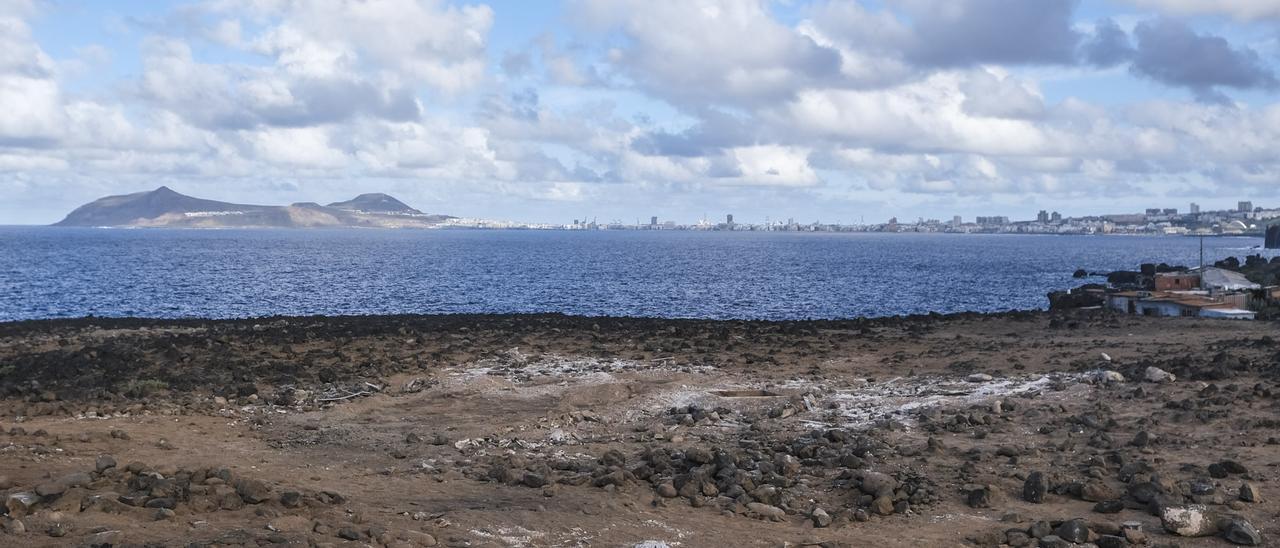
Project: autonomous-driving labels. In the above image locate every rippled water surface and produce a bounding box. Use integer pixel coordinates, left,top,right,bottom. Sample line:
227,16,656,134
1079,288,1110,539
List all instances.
0,227,1273,321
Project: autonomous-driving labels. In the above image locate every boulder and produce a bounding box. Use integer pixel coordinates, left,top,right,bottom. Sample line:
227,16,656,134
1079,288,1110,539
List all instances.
1160,505,1219,537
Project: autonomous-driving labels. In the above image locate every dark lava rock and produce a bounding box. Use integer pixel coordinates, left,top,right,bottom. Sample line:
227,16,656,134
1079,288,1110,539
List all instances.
1055,519,1091,543
144,497,176,509
279,491,302,508
1023,472,1047,503
1221,518,1263,546
1097,535,1128,548
1093,500,1125,514
965,484,995,508
1239,482,1261,503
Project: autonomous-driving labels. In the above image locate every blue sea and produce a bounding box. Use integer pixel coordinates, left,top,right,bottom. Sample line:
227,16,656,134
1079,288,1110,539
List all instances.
0,227,1274,322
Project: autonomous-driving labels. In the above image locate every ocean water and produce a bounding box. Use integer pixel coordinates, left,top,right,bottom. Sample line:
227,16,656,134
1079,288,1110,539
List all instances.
0,227,1274,322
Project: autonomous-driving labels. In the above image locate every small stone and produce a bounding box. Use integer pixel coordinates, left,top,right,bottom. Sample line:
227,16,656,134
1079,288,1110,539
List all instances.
745,502,786,522
811,508,831,528
46,523,69,537
521,472,548,488
870,496,894,516
154,508,175,520
1023,472,1047,503
268,516,312,533
1038,535,1071,548
95,454,118,473
1006,530,1032,547
404,530,437,546
85,530,123,545
1082,480,1119,502
656,483,677,498
280,491,303,508
5,492,39,517
964,484,994,508
1239,482,1262,503
337,527,362,541
1029,521,1053,539
966,373,994,382
1096,535,1127,548
1131,430,1154,447
1055,519,1091,543
235,478,272,504
144,497,176,509
1144,366,1175,383
1093,500,1125,514
1094,370,1125,384
859,471,897,498
1,517,26,534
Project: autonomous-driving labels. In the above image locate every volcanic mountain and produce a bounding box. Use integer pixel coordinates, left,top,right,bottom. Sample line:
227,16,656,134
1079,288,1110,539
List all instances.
54,187,454,228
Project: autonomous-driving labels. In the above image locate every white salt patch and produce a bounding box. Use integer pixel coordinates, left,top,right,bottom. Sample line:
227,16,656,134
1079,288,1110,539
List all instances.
469,525,546,545
804,374,1081,429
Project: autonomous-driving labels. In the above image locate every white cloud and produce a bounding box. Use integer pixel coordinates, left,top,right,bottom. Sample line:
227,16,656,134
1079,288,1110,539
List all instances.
4,0,1280,224
235,0,493,93
571,0,840,104
0,15,64,143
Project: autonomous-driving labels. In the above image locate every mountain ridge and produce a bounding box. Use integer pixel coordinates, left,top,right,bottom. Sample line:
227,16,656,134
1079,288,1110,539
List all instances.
54,187,453,229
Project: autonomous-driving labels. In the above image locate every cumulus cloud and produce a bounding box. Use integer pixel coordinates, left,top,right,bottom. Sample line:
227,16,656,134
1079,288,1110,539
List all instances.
0,14,64,145
4,0,1280,224
1125,0,1280,21
571,0,840,105
896,0,1083,67
1081,18,1135,67
1130,18,1278,102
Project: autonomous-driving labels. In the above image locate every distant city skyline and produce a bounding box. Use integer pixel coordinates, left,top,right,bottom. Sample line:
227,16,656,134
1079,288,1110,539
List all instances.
2,1,1280,225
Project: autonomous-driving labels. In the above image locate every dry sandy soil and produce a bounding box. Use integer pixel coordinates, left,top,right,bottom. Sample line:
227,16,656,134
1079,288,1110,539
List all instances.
0,311,1277,548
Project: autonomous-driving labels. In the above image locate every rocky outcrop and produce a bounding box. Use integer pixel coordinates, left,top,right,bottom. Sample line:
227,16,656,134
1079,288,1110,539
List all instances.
54,187,453,228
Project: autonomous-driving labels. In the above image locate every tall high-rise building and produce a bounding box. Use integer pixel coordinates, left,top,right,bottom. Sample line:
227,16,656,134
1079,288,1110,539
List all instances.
1050,211,1062,223
726,214,734,225
1238,201,1253,213
952,215,962,226
1190,203,1200,214
1037,210,1049,223
650,216,658,227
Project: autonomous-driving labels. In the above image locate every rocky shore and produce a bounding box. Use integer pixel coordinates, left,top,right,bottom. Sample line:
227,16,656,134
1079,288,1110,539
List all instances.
0,311,1276,547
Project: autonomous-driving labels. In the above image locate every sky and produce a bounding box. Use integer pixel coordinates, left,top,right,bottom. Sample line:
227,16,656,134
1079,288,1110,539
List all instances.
2,0,1280,225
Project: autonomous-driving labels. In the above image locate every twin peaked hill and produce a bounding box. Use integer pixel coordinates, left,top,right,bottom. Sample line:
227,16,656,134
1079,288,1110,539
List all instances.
54,187,454,229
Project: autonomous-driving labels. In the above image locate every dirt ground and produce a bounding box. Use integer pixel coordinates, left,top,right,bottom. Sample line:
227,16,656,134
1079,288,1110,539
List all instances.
0,311,1277,547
